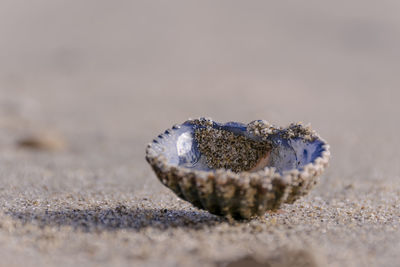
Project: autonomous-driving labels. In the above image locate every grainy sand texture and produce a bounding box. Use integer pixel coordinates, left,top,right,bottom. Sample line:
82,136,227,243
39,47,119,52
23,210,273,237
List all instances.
1,1,400,266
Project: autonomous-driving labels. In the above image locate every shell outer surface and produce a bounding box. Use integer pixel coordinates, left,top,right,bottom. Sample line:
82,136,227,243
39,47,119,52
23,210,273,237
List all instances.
145,118,330,219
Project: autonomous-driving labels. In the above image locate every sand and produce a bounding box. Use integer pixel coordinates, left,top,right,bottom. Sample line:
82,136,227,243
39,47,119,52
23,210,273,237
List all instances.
0,1,400,266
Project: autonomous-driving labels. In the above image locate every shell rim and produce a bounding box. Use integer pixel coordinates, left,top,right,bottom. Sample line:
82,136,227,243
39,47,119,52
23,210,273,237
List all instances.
145,118,330,187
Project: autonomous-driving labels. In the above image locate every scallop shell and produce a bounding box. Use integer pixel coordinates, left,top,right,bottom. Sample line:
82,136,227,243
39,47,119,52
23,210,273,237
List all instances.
145,118,330,219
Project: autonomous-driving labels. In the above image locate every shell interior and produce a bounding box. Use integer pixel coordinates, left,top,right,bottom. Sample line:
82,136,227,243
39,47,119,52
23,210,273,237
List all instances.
152,120,325,174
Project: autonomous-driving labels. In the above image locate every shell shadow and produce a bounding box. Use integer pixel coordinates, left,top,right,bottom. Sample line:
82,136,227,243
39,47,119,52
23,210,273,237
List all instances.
7,205,225,232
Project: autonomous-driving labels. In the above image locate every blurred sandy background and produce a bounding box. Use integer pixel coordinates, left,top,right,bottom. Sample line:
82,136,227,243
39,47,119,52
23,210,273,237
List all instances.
0,1,399,266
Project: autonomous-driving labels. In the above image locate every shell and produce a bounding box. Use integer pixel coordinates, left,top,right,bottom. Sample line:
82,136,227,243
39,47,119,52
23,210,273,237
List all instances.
145,118,330,219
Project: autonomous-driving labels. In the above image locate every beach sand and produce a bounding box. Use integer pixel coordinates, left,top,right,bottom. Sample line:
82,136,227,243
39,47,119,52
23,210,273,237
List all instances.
0,1,399,266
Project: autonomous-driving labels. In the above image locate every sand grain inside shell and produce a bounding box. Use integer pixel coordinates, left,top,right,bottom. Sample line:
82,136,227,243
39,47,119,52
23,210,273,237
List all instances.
194,128,271,173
